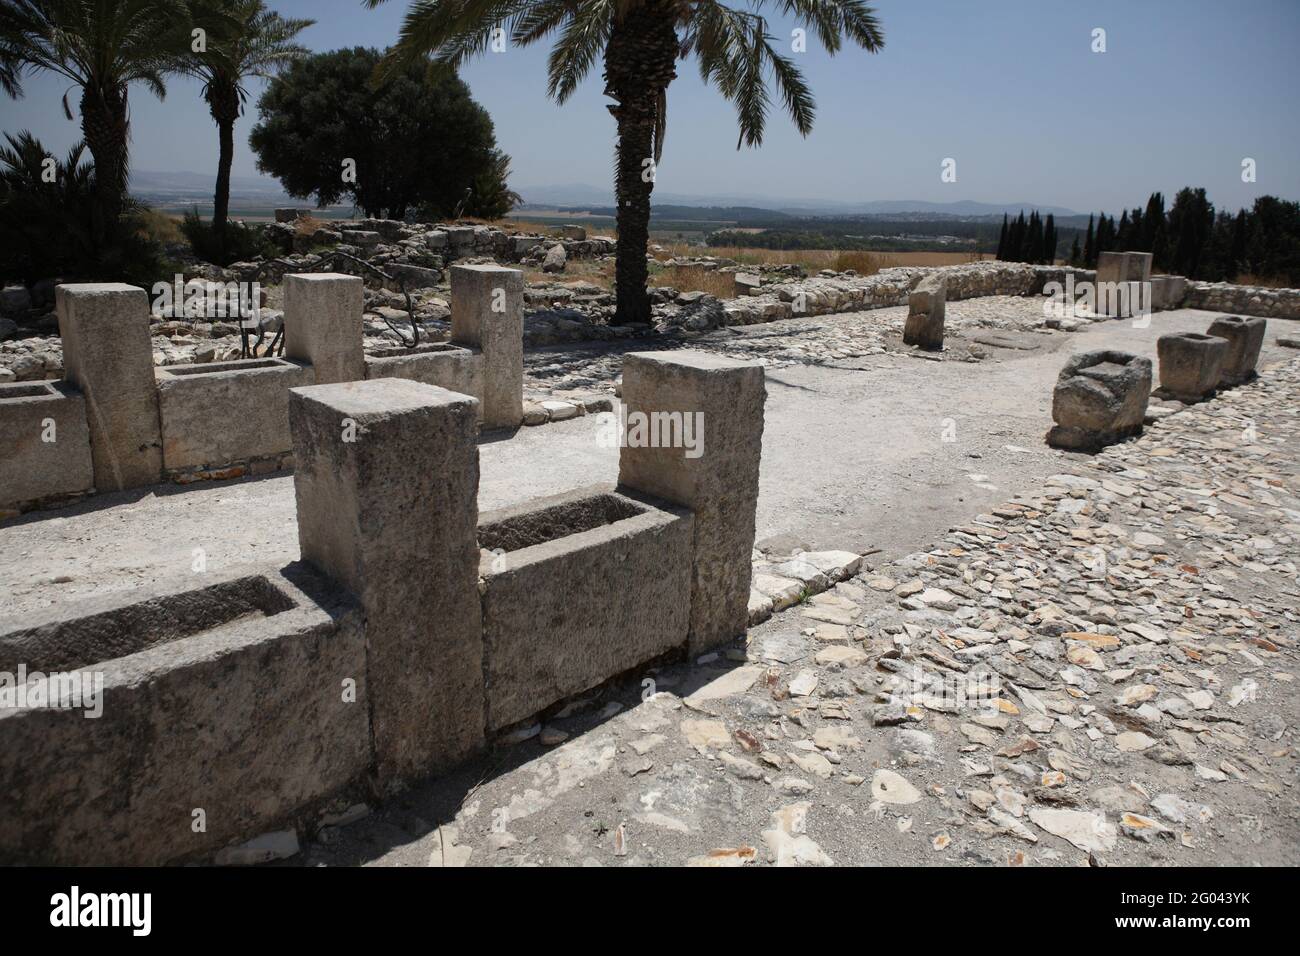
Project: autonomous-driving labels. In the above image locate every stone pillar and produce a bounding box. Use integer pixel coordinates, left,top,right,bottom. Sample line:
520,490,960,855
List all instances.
56,283,162,490
288,378,483,789
284,273,364,384
904,274,947,349
617,351,766,656
1095,252,1153,317
450,264,523,428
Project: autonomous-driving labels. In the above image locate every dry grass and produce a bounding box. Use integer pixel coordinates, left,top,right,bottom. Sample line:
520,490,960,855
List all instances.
293,214,327,237
138,207,184,245
1235,273,1293,289
649,264,736,299
651,242,992,276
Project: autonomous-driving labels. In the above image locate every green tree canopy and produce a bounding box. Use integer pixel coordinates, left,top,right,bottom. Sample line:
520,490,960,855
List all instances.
249,46,515,219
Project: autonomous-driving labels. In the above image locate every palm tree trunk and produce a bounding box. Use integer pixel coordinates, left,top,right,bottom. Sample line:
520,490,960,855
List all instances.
604,5,678,326
214,116,234,241
207,79,242,259
79,84,130,244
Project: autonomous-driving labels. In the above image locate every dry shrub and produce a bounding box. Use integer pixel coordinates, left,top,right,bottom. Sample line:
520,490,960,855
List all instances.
293,214,326,237
650,264,735,299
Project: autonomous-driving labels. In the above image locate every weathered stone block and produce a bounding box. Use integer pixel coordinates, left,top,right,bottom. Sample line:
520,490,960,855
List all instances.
559,224,587,241
1157,332,1228,401
283,273,364,385
1095,252,1154,317
0,566,369,865
156,358,314,472
1150,275,1188,311
477,486,692,731
904,274,946,349
0,380,93,508
289,378,484,788
450,264,523,428
618,350,766,656
1046,350,1152,451
734,273,762,296
1206,315,1266,386
56,283,162,490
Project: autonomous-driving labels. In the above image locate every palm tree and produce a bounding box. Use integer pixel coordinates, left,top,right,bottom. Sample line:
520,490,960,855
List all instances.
0,0,198,242
365,0,884,325
184,0,313,250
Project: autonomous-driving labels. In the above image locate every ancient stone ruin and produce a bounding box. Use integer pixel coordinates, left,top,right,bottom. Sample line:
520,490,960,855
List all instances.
1046,350,1152,451
0,348,767,863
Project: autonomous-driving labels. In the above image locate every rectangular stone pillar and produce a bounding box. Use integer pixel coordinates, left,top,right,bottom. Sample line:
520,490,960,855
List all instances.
56,283,162,490
617,351,766,656
450,264,523,428
288,378,483,789
284,273,364,384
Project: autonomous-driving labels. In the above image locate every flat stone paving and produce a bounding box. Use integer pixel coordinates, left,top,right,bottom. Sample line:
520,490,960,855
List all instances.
300,352,1300,867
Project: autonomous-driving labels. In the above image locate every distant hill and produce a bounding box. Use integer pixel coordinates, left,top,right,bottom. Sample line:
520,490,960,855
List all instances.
517,183,1079,218
131,169,290,202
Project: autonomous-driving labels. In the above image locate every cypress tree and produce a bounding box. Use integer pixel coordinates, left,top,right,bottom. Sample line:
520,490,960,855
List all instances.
1043,214,1057,264
996,213,1008,260
1083,214,1095,267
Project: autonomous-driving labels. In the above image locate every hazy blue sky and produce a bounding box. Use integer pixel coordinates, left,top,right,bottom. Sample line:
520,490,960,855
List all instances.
2,0,1298,213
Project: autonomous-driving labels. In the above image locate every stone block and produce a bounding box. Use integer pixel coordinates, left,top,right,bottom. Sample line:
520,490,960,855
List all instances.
289,378,484,788
734,273,762,296
1206,315,1266,385
559,224,587,241
1046,350,1152,451
450,264,523,428
56,283,162,490
0,565,369,864
1095,252,1154,317
155,358,314,472
283,273,364,385
477,486,692,731
904,275,946,349
1150,275,1188,311
618,350,766,655
0,380,93,508
1157,332,1228,401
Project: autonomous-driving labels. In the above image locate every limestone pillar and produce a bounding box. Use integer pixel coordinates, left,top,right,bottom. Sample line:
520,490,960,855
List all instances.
56,283,162,490
450,264,523,428
617,351,766,656
284,273,364,384
288,378,483,788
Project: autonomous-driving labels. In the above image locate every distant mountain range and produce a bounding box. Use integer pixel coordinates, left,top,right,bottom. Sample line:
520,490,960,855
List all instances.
129,170,1081,219
515,182,1080,218
131,169,290,201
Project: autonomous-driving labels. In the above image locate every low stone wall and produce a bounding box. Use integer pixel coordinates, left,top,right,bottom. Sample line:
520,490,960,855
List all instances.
719,262,1086,326
1185,281,1300,320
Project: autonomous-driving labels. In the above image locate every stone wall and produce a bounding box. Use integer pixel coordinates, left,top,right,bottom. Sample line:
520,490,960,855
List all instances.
719,262,1087,326
1185,281,1300,320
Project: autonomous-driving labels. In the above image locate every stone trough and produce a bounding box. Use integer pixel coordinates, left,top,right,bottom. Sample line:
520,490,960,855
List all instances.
477,486,692,731
1156,331,1228,402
